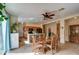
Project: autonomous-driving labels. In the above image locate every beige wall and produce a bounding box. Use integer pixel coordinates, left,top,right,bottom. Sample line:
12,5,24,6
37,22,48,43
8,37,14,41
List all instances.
65,17,79,41
44,22,57,36
64,20,69,41
10,16,18,26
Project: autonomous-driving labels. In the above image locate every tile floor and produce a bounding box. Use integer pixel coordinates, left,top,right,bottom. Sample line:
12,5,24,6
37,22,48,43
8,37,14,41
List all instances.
7,42,79,55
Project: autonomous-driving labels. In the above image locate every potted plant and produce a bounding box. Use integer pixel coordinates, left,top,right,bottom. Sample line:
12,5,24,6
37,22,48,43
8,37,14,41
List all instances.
11,23,20,33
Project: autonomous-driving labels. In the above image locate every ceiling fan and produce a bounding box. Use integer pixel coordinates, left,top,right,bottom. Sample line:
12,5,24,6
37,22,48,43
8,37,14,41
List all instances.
42,8,65,20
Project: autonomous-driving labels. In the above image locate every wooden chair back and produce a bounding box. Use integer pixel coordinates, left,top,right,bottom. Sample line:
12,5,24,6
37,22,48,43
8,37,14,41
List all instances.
51,34,59,52
31,34,46,53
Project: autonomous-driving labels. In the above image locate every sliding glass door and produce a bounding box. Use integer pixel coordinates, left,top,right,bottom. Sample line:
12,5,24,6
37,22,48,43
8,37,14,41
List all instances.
0,22,5,55
0,23,3,54
0,20,10,55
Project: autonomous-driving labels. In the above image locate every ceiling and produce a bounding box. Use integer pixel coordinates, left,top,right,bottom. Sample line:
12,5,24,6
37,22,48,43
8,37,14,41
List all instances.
6,3,79,23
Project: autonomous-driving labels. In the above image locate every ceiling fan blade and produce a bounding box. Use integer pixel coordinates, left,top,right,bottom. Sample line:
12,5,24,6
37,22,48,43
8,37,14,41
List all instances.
42,14,46,17
49,14,55,16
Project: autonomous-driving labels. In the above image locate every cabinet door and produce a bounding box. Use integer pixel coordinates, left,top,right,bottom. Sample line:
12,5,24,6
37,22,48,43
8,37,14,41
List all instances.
70,25,79,43
11,33,19,49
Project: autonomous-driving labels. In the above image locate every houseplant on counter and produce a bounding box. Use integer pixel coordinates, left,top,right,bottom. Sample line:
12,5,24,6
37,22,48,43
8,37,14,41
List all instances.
11,23,20,33
10,22,21,49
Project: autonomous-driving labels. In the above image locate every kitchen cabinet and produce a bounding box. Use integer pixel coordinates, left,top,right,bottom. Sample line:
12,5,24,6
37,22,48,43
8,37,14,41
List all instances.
10,33,19,49
70,25,79,43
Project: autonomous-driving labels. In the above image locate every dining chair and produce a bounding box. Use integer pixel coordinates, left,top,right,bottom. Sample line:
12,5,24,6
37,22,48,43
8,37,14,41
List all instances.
31,34,46,54
45,34,59,54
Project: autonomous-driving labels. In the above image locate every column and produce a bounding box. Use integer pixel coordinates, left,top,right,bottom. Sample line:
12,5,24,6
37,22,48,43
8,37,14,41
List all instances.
60,19,65,44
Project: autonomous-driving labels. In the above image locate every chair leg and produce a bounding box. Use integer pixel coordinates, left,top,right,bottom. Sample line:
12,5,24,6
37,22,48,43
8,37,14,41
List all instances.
51,49,55,55
51,47,57,55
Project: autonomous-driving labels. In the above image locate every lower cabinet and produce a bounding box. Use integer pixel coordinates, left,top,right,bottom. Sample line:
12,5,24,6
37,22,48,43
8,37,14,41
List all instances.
10,33,19,49
70,35,79,43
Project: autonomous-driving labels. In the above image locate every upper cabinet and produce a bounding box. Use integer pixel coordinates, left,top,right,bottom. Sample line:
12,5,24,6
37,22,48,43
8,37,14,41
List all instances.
70,25,79,35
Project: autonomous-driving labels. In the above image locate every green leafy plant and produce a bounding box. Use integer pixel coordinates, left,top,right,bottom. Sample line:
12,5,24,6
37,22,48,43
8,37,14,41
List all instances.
0,3,8,21
0,3,5,10
11,23,21,33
